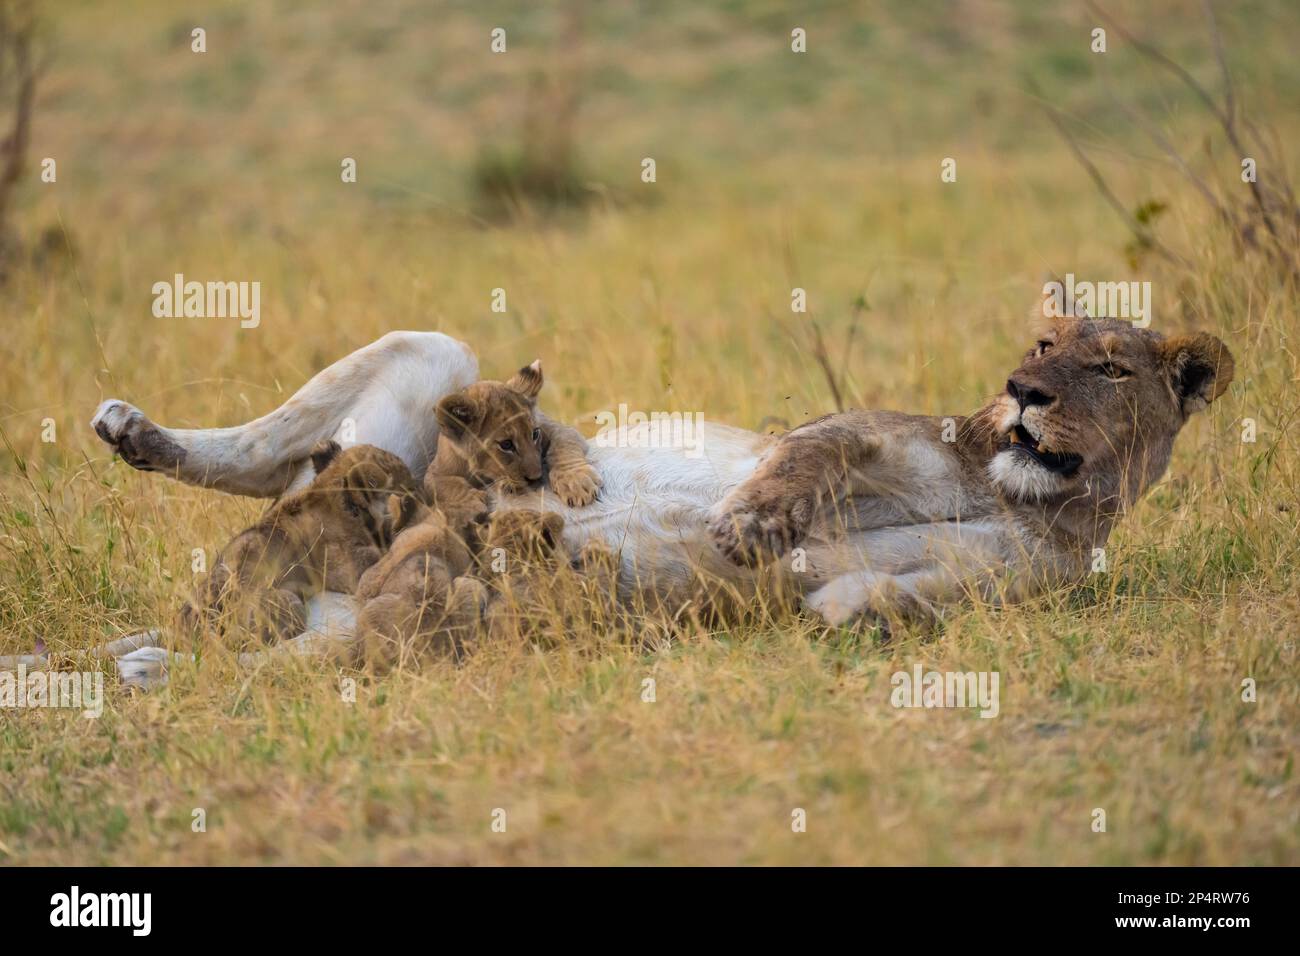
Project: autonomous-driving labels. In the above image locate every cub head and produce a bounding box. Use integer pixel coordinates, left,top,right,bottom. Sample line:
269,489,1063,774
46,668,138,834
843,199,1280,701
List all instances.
309,440,417,546
435,360,546,494
984,317,1233,509
385,491,434,538
482,509,566,567
426,474,491,540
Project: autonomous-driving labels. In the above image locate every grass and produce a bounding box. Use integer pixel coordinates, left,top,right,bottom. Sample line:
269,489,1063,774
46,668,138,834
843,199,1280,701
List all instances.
0,0,1297,865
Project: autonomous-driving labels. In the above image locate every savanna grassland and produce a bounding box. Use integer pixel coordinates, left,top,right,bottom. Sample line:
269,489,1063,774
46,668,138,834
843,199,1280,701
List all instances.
0,0,1297,865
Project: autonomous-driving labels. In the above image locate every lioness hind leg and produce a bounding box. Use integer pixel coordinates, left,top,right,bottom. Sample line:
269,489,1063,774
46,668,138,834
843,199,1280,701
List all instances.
90,331,480,497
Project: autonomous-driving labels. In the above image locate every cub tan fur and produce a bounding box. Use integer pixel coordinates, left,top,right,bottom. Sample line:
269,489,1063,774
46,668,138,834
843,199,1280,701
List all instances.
480,509,620,640
353,476,490,669
180,441,415,645
351,360,602,666
432,360,601,507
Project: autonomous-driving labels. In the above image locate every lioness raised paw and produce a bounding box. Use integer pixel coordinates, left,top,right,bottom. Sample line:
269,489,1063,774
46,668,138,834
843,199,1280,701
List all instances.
708,493,813,565
91,400,186,472
549,461,601,508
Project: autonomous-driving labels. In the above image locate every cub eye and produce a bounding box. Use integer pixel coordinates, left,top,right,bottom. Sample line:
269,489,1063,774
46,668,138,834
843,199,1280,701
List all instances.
1034,340,1053,357
1093,362,1131,380
497,439,516,453
531,428,541,442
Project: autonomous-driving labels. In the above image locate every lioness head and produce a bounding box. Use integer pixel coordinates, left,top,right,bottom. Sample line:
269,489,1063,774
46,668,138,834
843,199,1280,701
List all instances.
435,361,547,494
985,317,1233,509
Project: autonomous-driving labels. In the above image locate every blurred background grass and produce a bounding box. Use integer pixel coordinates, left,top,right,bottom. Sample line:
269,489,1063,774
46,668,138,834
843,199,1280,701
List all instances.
0,0,1296,864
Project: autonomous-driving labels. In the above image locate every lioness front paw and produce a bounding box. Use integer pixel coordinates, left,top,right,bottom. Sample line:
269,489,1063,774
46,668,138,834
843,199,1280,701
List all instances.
549,462,601,507
708,494,813,565
90,400,186,472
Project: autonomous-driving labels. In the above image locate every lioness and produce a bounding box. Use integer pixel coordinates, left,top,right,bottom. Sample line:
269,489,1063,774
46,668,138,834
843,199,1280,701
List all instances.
89,318,1233,664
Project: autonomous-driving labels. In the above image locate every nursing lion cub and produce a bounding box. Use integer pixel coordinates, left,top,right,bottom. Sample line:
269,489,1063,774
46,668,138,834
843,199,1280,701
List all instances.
479,509,621,641
352,360,602,666
353,475,490,668
180,441,415,645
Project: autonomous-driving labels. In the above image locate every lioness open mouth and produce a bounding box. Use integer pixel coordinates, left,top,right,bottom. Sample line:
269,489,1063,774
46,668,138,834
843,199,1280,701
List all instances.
1005,424,1083,475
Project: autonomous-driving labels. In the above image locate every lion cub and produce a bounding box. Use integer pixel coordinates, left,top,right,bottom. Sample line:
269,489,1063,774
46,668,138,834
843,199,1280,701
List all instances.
480,509,620,640
349,361,603,667
180,441,415,645
430,360,600,507
353,475,491,669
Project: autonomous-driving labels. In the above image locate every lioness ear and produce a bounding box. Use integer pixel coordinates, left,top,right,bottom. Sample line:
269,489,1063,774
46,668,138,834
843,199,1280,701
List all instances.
505,360,544,402
310,439,342,475
436,392,483,438
1162,333,1234,417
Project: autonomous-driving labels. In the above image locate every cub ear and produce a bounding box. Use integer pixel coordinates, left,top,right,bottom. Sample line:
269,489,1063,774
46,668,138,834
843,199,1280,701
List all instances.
505,360,544,402
387,492,421,533
540,511,565,549
310,439,342,475
436,391,483,437
345,461,387,495
1162,333,1235,417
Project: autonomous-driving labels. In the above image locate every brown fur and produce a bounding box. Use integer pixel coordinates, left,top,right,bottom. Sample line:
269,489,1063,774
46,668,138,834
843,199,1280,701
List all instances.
180,441,416,646
479,509,620,640
353,475,490,669
431,360,601,506
349,361,605,667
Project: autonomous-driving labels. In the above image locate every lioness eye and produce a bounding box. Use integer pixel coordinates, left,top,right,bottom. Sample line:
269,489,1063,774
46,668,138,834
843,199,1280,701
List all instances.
498,439,515,453
532,428,541,442
1035,340,1053,356
1094,362,1130,380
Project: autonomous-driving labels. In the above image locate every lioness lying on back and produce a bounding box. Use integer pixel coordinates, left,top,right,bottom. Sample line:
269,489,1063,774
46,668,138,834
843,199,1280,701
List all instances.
180,441,414,645
92,317,1236,652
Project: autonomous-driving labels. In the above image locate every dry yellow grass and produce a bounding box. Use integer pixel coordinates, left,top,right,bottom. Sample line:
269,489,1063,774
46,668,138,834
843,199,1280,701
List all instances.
0,0,1297,864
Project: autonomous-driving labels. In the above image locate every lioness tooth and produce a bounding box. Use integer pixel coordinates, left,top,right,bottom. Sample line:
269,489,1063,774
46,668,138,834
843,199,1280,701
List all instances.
1036,442,1046,453
1008,431,1020,444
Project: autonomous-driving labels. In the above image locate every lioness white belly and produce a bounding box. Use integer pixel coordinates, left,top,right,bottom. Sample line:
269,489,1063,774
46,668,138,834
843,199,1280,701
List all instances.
492,421,773,600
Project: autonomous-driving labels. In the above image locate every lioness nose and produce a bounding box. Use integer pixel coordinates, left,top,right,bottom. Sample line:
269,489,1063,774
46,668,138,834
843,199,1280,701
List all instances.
1006,378,1054,411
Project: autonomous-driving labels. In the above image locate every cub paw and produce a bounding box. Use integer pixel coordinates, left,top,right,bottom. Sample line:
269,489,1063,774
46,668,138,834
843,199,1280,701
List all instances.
90,399,185,472
708,494,813,565
549,462,602,508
